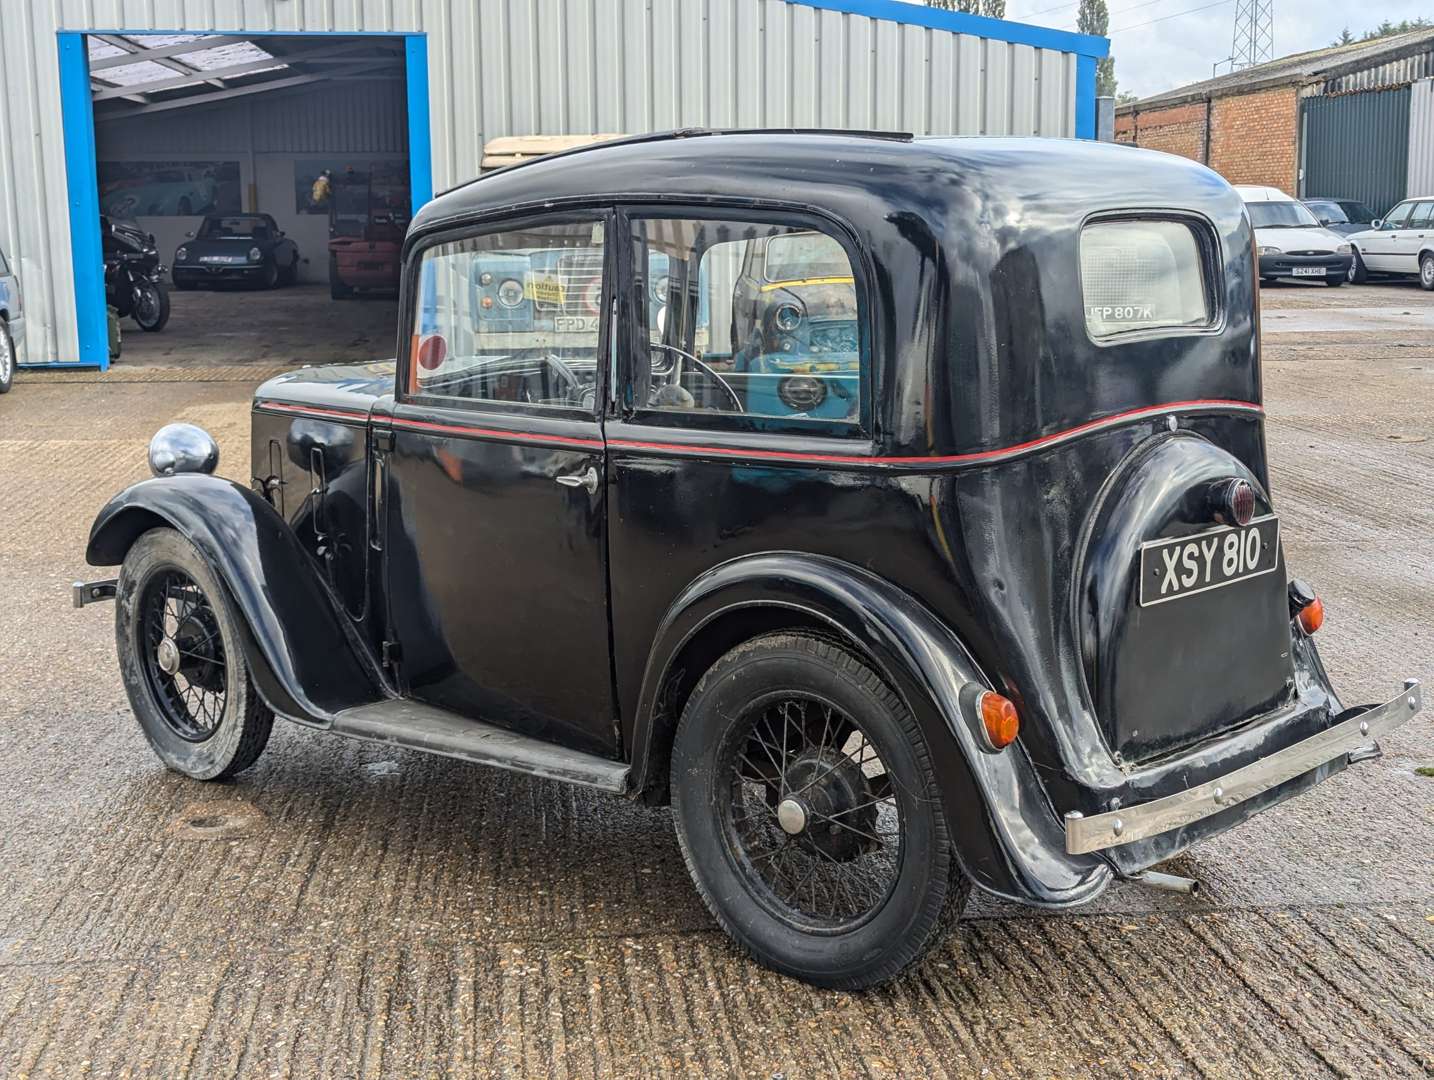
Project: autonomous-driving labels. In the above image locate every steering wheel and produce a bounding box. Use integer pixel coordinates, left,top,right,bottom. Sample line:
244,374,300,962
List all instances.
650,343,744,413
537,351,585,404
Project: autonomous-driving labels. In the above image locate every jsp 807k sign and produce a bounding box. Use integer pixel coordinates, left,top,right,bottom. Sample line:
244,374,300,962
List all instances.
1139,516,1281,607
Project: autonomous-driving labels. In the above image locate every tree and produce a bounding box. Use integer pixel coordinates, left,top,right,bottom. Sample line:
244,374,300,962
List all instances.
1334,17,1433,45
926,0,1007,16
1077,0,1117,97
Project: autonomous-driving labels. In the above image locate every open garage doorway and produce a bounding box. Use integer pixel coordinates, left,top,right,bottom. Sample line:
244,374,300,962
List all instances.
59,31,430,369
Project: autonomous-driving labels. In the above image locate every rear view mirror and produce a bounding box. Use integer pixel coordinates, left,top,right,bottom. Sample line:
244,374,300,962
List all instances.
185,230,195,238
1372,219,1384,230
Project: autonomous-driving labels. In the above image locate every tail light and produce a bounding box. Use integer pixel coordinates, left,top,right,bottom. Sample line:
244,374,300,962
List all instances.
1209,477,1256,526
978,691,1020,751
1288,578,1324,634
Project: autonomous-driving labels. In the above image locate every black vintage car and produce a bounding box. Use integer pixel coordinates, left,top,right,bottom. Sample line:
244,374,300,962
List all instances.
76,132,1422,990
172,213,300,290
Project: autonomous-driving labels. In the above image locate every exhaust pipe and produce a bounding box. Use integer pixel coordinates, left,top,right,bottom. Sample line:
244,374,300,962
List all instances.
1129,870,1200,895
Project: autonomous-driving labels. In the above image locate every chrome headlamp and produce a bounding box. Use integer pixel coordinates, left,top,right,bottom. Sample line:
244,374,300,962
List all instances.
148,423,220,477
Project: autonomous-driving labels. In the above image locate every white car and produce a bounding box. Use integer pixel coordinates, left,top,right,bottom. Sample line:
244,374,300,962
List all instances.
1345,196,1434,290
1235,185,1353,287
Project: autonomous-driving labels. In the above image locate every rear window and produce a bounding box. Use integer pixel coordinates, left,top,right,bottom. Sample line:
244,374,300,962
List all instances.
1080,219,1212,340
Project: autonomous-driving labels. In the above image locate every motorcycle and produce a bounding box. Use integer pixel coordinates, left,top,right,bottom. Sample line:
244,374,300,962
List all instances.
102,216,170,333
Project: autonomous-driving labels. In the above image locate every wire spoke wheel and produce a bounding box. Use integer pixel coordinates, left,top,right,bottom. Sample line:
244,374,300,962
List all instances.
720,693,904,932
137,568,228,742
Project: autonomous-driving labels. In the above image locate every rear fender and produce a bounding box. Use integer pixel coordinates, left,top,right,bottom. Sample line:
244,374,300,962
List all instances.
86,474,383,725
629,552,1111,906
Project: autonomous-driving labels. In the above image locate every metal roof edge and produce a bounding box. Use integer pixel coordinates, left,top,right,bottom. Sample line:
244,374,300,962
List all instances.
786,0,1110,58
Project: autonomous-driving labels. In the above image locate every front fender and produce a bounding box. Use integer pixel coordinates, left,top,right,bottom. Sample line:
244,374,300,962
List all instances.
630,552,1111,907
86,474,383,725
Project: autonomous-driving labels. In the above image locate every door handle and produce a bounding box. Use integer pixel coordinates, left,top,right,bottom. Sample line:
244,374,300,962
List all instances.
555,466,600,494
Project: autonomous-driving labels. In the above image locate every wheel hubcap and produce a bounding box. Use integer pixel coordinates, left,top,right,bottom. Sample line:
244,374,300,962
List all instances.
0,330,11,381
775,797,808,835
155,636,181,675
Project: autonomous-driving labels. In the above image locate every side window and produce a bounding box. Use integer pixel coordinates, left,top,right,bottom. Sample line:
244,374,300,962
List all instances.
1080,219,1212,339
1383,202,1413,229
0,247,9,275
409,219,606,410
632,216,863,426
1407,201,1434,229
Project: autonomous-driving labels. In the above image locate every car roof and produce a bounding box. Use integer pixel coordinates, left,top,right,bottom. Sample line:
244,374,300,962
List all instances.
1233,185,1295,202
413,129,1234,237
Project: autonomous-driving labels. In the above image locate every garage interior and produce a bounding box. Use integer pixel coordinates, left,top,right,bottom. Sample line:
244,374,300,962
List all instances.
87,33,410,366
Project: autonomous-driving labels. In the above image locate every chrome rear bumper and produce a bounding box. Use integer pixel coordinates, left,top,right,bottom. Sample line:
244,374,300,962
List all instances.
1065,679,1422,855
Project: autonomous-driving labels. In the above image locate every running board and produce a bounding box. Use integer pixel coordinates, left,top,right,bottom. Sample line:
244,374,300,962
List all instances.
330,700,630,794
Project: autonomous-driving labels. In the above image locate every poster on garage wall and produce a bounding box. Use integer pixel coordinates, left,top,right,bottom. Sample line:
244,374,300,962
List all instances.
98,160,241,218
294,159,408,214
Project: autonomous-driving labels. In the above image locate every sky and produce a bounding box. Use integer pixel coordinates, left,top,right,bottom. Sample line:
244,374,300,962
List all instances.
998,0,1433,98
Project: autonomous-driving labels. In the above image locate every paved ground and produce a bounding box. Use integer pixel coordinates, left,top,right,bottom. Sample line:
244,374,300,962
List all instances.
1,280,1431,1077
115,283,398,367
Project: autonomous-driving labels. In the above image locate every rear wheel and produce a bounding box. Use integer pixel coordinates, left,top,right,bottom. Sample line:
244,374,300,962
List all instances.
0,317,13,393
1420,253,1434,291
1349,250,1369,284
116,528,273,780
670,633,968,989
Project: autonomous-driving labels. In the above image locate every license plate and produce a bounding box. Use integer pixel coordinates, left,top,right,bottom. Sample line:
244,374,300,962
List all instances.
1291,266,1325,277
1139,515,1280,607
199,255,246,265
554,315,599,332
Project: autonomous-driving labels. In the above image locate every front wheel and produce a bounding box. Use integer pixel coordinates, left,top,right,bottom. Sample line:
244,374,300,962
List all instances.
0,317,14,393
670,633,968,989
1325,274,1345,287
116,528,273,780
133,282,170,331
260,260,280,290
1349,250,1369,284
1420,253,1434,291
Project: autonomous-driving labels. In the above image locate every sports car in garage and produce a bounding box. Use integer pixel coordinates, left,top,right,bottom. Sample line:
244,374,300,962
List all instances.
172,213,300,290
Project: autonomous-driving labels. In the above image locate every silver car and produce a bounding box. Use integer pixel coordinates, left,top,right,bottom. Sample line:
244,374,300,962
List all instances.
1345,196,1434,289
0,241,21,393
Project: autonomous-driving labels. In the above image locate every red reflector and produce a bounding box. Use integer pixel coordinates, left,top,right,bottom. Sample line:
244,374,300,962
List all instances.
416,334,447,371
1298,596,1324,634
979,692,1020,751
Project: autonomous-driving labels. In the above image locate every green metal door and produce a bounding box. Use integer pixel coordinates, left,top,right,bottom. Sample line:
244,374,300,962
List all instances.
1301,87,1411,217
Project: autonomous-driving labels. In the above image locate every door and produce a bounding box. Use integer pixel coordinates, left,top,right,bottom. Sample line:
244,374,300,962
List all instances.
1363,200,1414,271
380,215,619,756
1402,200,1434,274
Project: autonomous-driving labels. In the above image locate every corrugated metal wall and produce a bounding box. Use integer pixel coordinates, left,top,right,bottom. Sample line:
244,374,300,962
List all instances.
1321,45,1434,94
1300,87,1410,216
96,80,408,156
0,0,1088,365
1410,79,1434,199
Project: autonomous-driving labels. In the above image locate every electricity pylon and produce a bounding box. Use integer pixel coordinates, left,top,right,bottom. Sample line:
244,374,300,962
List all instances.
1214,0,1274,75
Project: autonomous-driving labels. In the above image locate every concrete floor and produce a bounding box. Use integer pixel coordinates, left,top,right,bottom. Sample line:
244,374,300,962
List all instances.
1,281,1431,1077
115,282,399,367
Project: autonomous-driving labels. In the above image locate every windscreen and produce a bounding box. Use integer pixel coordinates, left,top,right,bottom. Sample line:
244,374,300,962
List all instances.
1246,200,1319,228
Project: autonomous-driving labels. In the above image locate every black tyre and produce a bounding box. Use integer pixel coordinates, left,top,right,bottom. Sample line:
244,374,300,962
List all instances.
0,317,14,394
1421,253,1434,292
260,260,280,290
280,257,299,286
1324,274,1344,287
329,255,353,299
670,633,968,989
133,283,170,331
116,528,273,780
1349,250,1369,284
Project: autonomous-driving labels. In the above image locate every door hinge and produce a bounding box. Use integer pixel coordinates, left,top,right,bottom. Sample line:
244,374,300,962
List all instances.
381,640,403,668
374,429,395,453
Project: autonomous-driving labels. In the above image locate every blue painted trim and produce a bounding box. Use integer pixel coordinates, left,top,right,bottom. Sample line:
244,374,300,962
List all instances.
57,33,107,370
17,360,100,369
405,36,434,216
1076,55,1097,139
787,0,1109,57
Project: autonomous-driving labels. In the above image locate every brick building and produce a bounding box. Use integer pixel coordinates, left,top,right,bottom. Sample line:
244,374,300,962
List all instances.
1116,28,1434,214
